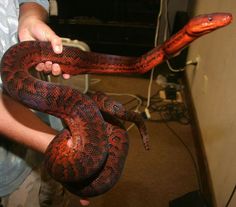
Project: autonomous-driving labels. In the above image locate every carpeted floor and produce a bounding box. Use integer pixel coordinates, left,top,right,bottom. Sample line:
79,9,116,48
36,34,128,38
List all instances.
63,74,199,207
3,74,199,207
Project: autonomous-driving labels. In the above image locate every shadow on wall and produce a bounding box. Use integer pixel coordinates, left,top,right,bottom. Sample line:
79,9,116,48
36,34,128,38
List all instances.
187,0,197,16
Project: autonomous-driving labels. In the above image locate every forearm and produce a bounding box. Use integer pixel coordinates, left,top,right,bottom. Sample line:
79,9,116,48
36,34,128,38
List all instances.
19,2,48,23
18,2,48,39
0,92,56,153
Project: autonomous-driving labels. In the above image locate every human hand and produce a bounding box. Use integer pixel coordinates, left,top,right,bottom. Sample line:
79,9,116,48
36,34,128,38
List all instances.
80,198,90,206
18,5,70,79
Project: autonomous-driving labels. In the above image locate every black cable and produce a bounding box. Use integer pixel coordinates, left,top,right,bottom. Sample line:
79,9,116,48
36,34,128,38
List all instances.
121,80,199,185
225,184,236,207
143,85,236,205
142,74,225,201
159,112,202,190
152,102,190,125
137,86,191,124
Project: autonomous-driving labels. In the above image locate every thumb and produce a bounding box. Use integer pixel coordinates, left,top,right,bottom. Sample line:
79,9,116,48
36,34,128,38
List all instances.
41,24,63,54
50,36,63,54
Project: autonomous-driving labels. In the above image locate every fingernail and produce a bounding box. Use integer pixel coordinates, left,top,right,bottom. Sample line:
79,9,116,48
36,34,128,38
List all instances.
55,45,62,53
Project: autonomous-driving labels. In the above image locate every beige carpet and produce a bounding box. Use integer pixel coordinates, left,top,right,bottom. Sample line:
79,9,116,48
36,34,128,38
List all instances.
63,74,199,207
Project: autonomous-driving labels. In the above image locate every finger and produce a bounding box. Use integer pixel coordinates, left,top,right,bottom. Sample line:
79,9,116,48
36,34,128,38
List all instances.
35,62,53,73
62,73,71,79
42,27,63,54
51,37,63,54
35,63,45,71
44,61,53,73
36,23,62,54
51,63,61,76
80,198,90,206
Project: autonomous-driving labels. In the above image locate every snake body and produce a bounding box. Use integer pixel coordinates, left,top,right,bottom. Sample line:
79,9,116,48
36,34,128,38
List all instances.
0,13,232,197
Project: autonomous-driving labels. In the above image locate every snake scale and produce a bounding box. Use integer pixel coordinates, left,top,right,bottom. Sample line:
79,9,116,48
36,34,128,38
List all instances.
0,13,232,197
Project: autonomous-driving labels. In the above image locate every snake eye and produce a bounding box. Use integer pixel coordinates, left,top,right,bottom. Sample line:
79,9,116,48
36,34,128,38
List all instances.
208,16,213,21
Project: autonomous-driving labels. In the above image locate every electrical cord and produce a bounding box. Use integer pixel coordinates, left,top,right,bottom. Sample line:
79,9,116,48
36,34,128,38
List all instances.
159,112,202,190
139,79,201,187
145,0,198,120
145,0,200,182
102,92,143,132
152,102,190,125
145,0,164,118
89,77,144,132
140,83,190,125
145,85,236,205
225,184,236,207
164,0,198,73
105,92,142,113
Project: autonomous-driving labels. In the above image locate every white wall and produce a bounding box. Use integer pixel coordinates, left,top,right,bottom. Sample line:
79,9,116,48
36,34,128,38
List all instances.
186,1,236,206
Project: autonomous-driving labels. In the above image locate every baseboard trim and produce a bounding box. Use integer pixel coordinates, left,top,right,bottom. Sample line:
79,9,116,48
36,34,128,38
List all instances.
183,72,215,207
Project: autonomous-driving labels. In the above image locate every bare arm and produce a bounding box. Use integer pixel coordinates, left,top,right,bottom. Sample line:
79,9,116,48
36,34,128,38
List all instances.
0,92,55,153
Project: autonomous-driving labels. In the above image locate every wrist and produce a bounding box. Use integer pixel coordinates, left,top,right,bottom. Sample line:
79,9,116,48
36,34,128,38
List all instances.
19,2,48,23
18,3,48,42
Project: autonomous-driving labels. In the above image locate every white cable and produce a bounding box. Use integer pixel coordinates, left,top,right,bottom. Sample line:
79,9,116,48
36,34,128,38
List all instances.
89,78,101,85
100,92,143,132
89,76,143,131
164,0,198,73
127,123,135,132
163,0,183,72
105,92,143,113
145,0,164,117
107,92,143,132
154,0,164,47
166,59,198,72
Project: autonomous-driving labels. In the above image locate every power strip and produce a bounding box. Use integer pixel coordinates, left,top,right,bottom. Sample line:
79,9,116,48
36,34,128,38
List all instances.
159,90,183,103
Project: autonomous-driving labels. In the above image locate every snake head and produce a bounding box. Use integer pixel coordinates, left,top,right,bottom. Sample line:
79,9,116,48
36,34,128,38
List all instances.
186,12,232,36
